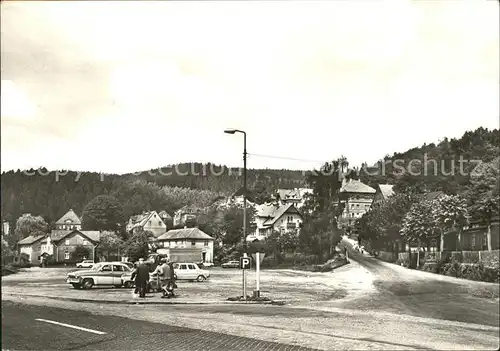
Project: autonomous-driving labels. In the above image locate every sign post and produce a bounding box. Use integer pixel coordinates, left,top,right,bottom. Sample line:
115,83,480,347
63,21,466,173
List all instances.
251,252,265,298
240,254,251,300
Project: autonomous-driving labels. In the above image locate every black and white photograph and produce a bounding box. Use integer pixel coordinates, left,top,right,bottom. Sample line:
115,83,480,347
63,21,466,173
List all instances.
1,0,499,350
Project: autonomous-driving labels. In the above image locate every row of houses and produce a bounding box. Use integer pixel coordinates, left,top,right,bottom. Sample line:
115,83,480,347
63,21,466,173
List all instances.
360,186,500,253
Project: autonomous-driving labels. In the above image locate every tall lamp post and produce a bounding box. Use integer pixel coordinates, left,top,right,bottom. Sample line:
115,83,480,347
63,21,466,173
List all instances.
224,128,248,299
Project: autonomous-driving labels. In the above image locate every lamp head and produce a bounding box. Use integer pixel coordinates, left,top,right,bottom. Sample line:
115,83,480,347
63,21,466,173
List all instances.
224,129,236,134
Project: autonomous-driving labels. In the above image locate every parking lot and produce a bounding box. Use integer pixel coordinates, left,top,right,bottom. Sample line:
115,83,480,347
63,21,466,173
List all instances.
1,264,372,304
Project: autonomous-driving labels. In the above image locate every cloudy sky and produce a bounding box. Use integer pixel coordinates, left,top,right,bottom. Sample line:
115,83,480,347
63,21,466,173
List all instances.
1,0,498,173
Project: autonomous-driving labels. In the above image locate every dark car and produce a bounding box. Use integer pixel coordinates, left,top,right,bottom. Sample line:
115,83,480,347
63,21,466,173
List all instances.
221,260,240,268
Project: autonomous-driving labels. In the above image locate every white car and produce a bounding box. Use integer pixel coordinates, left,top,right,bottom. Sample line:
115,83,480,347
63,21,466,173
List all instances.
173,263,210,282
76,260,94,268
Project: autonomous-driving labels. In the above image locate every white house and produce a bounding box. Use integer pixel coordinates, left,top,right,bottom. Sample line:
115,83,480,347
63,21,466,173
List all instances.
247,203,303,242
156,227,214,264
126,211,167,238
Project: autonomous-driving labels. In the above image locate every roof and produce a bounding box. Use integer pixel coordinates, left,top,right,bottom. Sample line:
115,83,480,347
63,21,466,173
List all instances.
231,187,256,202
128,211,164,230
378,184,395,200
340,180,376,194
174,204,206,215
277,188,312,201
158,211,172,220
17,234,45,245
264,203,302,226
157,228,214,241
255,203,280,217
55,209,81,225
51,229,100,243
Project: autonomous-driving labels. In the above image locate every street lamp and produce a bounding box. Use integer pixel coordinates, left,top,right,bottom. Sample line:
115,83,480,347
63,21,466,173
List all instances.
224,128,248,299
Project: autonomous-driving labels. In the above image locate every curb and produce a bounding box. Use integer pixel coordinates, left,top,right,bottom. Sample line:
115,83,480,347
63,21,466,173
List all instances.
3,293,286,306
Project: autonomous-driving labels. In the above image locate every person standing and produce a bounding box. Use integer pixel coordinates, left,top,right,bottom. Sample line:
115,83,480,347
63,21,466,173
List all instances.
131,258,150,298
152,258,169,292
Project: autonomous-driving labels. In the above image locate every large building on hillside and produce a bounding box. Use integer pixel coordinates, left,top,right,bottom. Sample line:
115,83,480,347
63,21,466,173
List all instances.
338,179,376,232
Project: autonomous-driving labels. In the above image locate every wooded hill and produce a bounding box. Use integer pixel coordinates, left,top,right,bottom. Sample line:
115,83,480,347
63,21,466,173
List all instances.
0,165,306,228
1,127,498,229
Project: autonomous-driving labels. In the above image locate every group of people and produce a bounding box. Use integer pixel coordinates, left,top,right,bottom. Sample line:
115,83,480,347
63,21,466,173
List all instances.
130,257,176,298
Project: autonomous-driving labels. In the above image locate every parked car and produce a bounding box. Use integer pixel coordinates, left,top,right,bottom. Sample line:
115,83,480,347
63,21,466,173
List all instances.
110,261,134,270
199,262,214,268
221,260,240,268
76,260,94,268
173,263,210,282
66,262,131,289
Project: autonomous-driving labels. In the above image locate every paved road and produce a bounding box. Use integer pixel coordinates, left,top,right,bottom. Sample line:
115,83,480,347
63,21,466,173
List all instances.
1,300,317,351
340,238,500,328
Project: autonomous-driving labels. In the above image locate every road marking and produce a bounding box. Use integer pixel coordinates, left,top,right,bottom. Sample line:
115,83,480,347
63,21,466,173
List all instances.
35,318,107,335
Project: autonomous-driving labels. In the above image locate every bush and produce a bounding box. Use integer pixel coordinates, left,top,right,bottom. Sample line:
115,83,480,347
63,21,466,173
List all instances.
1,264,19,276
11,261,32,269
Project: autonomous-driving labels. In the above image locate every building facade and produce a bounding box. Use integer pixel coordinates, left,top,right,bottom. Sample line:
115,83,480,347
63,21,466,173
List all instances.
126,211,167,238
248,203,303,241
339,179,376,231
156,227,214,264
17,229,100,265
55,209,82,230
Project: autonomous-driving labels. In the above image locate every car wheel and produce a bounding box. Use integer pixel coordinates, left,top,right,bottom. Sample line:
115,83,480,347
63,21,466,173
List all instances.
71,283,81,289
197,275,206,282
77,265,81,268
82,278,94,289
123,281,133,288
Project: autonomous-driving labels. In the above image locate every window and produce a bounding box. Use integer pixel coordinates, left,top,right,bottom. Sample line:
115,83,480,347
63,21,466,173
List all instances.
101,265,111,272
112,265,123,272
65,239,70,245
148,220,152,225
83,240,89,245
179,264,187,270
204,240,209,246
158,221,162,226
187,264,196,270
191,241,196,246
64,252,70,260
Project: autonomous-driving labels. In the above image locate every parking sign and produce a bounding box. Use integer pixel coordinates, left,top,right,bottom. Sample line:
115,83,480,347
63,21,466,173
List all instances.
240,256,251,269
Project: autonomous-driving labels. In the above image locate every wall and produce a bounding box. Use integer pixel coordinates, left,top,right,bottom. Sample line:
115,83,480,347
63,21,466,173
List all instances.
377,251,397,263
160,239,214,263
55,233,95,262
273,213,302,234
341,193,373,226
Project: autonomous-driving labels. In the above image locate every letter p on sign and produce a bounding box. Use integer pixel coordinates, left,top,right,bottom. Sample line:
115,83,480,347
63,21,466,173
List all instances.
240,256,251,269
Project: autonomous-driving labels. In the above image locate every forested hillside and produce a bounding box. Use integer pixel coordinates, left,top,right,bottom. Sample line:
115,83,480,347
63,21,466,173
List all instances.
357,127,499,198
1,127,498,231
0,165,306,227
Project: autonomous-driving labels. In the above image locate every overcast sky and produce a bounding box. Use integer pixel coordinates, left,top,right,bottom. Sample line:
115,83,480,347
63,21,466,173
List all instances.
1,0,498,174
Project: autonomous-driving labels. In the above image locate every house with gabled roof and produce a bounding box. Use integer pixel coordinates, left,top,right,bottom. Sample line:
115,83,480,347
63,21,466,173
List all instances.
156,227,215,264
126,211,167,238
339,179,376,231
248,203,303,241
173,205,206,228
276,188,313,208
373,184,395,206
17,229,101,265
55,209,82,230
